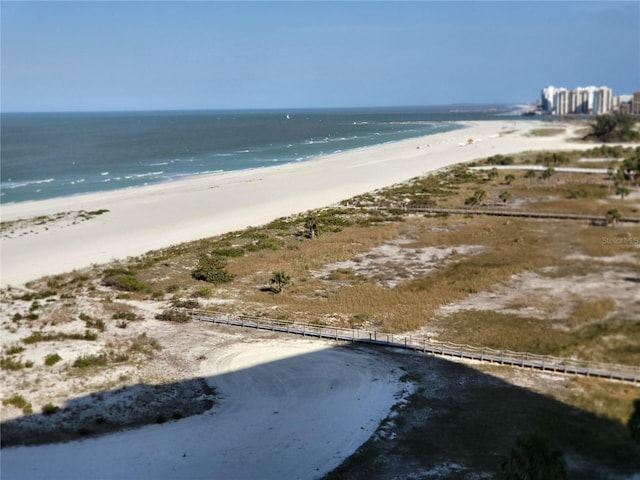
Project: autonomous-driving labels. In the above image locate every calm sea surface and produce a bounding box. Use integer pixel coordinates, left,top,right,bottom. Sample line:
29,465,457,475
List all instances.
1,106,517,204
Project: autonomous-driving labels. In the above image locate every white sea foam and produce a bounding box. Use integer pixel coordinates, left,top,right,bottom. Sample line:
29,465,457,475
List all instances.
124,171,164,180
4,178,55,189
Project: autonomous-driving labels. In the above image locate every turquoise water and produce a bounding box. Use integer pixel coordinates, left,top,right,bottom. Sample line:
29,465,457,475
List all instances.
1,106,516,204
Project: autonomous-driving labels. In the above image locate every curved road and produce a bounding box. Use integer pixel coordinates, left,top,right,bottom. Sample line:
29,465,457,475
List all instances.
2,340,403,480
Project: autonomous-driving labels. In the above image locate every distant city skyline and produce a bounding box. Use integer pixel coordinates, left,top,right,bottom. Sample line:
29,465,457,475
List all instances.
2,1,638,112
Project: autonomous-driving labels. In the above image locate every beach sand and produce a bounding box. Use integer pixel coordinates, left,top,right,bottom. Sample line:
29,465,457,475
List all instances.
1,120,583,288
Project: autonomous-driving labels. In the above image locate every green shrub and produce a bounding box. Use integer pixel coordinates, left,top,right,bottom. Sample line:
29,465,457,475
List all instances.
1,356,28,370
22,331,44,344
72,353,108,368
23,330,97,344
192,286,213,298
485,154,514,166
81,330,98,341
44,353,62,366
6,345,25,355
585,112,640,143
112,311,138,321
111,353,129,363
156,309,191,323
42,402,59,415
211,247,245,258
245,237,284,252
18,290,57,301
84,316,106,331
102,269,148,292
172,299,201,309
128,333,161,354
535,151,570,166
192,255,234,283
3,394,33,414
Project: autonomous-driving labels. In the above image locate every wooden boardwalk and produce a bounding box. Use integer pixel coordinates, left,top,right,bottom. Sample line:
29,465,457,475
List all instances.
366,205,640,223
181,310,640,384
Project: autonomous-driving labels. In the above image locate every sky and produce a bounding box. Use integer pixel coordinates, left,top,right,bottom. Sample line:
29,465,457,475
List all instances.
1,1,639,112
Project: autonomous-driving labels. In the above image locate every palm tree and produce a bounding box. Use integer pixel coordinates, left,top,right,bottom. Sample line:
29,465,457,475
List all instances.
540,167,555,181
474,188,487,204
304,215,318,239
465,188,487,208
615,183,630,200
269,270,291,293
504,174,516,185
499,190,512,203
524,170,537,186
606,209,622,226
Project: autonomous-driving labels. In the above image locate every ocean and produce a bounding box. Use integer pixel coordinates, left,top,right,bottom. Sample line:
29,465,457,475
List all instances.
0,106,516,204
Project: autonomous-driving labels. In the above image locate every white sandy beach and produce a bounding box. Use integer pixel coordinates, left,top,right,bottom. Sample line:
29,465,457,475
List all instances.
1,120,583,288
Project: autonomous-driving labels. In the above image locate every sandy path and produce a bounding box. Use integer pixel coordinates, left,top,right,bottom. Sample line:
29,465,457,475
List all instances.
1,340,404,480
1,120,582,288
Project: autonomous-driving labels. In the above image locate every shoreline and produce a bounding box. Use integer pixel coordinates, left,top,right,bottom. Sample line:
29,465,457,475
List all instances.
0,120,583,288
0,121,469,212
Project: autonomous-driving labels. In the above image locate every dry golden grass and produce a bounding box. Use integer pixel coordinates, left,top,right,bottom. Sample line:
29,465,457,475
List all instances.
528,127,567,137
433,309,572,354
563,377,640,425
567,298,616,328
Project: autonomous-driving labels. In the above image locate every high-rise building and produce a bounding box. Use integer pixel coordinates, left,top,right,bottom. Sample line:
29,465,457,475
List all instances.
540,84,619,115
554,88,569,115
541,86,555,113
594,86,613,114
632,91,640,115
569,87,591,114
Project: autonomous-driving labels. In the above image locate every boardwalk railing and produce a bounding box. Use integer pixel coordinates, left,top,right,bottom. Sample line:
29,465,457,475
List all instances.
179,309,640,384
363,205,640,224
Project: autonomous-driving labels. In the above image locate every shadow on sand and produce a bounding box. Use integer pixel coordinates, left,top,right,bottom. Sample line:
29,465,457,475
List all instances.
1,341,639,479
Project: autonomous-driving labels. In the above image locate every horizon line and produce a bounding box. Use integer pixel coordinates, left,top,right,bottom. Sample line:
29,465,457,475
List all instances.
0,102,527,115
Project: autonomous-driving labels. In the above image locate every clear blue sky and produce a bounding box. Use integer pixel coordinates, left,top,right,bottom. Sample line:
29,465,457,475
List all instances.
2,1,638,112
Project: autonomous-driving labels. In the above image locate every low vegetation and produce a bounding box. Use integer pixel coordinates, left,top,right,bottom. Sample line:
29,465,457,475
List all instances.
585,112,639,143
3,394,33,414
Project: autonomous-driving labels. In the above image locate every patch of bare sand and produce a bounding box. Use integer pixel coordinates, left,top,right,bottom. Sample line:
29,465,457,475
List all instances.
435,264,640,322
312,238,483,288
